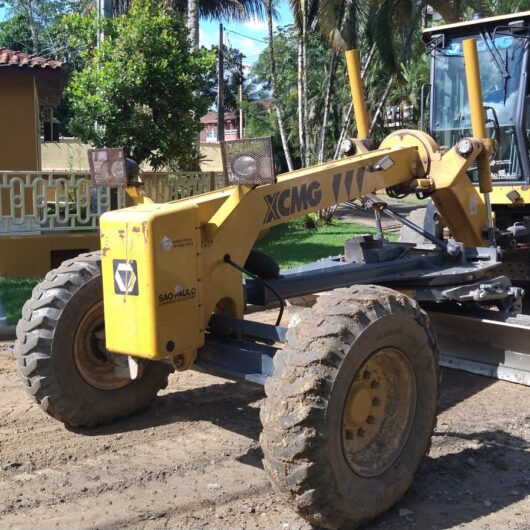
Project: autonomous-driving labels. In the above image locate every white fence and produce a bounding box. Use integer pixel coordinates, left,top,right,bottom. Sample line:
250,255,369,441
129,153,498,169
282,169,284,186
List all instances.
0,171,224,235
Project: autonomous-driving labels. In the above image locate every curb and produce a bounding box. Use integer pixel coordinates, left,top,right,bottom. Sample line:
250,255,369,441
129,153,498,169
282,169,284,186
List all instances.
0,325,16,341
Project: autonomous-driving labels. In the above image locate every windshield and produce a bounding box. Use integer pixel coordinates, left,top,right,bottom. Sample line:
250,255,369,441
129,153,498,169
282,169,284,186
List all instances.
432,34,525,181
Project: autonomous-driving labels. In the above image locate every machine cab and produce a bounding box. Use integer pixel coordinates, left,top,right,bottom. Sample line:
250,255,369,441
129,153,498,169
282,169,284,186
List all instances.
423,12,530,190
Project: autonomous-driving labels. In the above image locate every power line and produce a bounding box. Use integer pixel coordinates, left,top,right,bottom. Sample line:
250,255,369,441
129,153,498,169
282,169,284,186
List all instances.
225,29,267,44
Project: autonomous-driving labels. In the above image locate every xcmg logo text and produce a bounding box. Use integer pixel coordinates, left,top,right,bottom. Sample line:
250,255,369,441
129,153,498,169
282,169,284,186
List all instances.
264,181,321,223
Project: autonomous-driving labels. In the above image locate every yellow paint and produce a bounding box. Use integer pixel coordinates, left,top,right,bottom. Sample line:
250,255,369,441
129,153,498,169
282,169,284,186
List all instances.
101,128,499,361
101,202,203,364
0,76,41,218
0,76,40,171
41,140,223,172
0,233,100,277
380,132,488,246
463,39,487,140
490,186,530,205
429,142,487,246
41,139,93,171
345,50,370,139
463,38,493,197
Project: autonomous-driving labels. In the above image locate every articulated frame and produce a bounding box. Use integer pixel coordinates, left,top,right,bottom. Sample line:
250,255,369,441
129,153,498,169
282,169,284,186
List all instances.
99,39,496,368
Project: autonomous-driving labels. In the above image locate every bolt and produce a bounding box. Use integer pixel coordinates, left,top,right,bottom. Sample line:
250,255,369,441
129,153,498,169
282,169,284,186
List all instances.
372,397,381,406
457,139,473,157
357,428,365,437
345,429,354,440
174,355,185,368
371,380,380,389
367,415,376,425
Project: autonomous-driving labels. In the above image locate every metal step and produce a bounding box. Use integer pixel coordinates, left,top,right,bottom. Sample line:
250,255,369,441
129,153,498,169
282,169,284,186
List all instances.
427,309,530,386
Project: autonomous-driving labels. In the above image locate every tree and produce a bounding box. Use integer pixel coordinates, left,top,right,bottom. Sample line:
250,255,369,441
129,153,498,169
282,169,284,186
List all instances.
291,0,366,164
0,12,34,52
105,0,267,49
66,0,214,169
0,0,84,54
266,0,294,171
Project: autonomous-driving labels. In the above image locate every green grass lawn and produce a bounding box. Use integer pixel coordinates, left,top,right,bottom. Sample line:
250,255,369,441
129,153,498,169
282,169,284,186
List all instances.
0,277,40,326
255,218,396,269
0,220,392,326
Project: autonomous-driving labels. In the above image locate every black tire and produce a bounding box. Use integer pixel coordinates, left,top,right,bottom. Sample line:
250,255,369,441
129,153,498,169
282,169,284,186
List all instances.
15,252,172,428
260,285,439,529
245,250,280,279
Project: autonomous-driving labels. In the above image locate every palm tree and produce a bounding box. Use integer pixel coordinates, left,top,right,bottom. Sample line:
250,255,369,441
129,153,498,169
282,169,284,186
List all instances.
296,0,493,163
289,1,320,166
290,0,367,164
185,0,268,49
108,1,267,49
267,0,295,171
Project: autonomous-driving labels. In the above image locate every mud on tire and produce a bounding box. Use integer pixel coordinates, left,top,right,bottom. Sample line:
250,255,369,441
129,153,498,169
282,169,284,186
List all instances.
260,285,439,529
15,252,172,428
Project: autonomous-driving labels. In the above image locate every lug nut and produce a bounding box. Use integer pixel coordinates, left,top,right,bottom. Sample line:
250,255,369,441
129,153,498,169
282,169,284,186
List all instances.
367,415,376,425
363,370,371,380
371,380,380,389
345,429,354,440
372,397,381,406
357,428,365,437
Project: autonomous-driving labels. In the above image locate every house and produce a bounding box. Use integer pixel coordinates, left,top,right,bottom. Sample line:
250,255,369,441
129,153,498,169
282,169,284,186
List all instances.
0,49,100,277
200,111,240,143
0,48,67,171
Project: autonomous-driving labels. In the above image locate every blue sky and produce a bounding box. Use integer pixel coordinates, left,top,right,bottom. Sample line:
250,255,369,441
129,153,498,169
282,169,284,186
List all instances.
200,2,292,65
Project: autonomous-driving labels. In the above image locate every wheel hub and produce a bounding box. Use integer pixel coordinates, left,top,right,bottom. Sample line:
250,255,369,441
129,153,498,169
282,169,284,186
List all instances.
341,347,417,477
73,301,139,390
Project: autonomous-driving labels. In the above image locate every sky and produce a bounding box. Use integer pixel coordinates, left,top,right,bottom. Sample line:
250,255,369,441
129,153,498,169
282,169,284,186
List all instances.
200,2,293,65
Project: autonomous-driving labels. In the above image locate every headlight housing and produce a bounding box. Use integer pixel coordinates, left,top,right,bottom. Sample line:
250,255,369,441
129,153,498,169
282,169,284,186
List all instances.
221,137,276,186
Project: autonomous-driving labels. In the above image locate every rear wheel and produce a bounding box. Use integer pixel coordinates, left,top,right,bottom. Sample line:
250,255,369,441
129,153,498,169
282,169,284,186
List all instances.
15,252,172,428
260,285,439,529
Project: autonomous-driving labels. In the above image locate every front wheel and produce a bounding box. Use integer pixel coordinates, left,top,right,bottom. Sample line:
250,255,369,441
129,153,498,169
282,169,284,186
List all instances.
15,252,172,428
260,285,439,529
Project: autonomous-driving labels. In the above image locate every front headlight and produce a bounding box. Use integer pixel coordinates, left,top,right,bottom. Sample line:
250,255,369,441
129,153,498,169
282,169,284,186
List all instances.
232,155,258,179
221,137,276,186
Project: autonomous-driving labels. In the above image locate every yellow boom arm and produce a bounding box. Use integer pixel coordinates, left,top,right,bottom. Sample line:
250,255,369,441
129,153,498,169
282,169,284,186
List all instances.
100,40,493,366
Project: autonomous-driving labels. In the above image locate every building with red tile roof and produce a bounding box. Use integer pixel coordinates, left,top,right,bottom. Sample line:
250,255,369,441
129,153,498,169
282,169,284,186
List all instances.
0,49,67,171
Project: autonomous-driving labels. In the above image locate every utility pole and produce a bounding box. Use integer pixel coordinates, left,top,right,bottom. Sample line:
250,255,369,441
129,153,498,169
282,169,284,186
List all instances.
239,58,244,139
97,0,113,49
217,23,225,143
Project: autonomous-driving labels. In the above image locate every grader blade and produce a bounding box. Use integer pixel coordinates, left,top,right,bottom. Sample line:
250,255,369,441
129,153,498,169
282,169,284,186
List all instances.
428,309,530,386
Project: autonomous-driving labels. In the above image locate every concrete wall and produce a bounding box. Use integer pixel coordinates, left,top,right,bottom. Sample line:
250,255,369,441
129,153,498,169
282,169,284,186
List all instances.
41,139,92,171
41,140,224,172
0,233,100,277
199,143,223,172
0,76,41,218
0,76,40,171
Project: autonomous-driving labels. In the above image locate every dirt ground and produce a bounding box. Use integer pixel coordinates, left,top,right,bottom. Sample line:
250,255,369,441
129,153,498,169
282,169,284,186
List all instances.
0,331,529,530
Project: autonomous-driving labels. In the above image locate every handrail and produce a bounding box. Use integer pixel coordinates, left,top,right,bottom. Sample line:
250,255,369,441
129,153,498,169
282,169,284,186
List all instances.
0,170,224,235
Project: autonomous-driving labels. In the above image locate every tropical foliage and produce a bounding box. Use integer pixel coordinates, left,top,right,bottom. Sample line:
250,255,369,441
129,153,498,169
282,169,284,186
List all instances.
66,0,214,169
245,0,530,169
2,0,530,170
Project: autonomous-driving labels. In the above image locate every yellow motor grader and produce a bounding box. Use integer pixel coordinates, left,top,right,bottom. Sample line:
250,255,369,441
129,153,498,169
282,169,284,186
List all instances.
14,17,530,530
